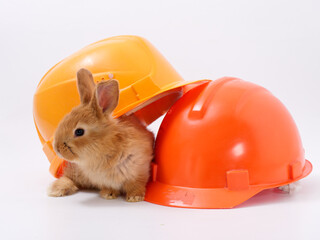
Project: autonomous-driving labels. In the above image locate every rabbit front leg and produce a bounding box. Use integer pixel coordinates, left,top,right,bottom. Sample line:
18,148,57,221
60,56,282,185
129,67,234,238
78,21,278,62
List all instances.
123,179,147,202
47,176,78,197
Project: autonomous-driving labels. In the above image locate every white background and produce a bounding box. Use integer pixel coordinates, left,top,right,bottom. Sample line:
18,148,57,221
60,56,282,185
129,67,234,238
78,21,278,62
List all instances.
0,0,319,239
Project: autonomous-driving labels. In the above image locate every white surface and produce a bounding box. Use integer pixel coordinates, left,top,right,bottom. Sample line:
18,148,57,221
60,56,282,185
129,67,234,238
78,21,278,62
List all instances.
1,0,320,239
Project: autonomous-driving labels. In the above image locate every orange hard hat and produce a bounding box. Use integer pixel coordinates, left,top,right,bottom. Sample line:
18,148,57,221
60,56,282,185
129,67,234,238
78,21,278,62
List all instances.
33,35,205,177
145,77,312,209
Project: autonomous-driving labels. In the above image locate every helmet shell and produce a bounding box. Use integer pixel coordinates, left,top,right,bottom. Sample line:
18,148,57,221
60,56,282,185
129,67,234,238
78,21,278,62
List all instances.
145,78,312,208
33,35,206,177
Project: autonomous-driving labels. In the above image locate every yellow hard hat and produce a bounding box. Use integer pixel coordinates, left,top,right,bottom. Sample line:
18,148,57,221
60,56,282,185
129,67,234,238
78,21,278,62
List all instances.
33,35,206,177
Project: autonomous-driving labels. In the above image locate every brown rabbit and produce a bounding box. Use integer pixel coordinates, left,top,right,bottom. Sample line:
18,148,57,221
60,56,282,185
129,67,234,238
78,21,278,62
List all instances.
47,68,154,202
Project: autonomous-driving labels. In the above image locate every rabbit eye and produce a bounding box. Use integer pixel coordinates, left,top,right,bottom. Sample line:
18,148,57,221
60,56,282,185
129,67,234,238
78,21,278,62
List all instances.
74,128,85,137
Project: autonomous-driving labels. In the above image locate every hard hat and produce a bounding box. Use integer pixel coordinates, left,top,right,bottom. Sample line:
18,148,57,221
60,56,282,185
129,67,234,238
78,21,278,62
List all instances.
33,35,206,177
145,77,312,209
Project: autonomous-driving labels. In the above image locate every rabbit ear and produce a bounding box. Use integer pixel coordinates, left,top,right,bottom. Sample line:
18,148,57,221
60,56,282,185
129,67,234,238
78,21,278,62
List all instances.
76,68,95,105
93,80,119,115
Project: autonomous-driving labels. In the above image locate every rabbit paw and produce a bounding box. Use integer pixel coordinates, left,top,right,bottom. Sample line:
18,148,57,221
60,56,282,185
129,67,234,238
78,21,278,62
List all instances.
126,194,145,202
123,181,146,202
278,182,300,194
100,188,120,200
47,177,78,197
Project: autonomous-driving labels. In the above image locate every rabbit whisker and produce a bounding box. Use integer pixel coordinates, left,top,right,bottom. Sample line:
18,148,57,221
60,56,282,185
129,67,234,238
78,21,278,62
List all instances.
64,142,75,155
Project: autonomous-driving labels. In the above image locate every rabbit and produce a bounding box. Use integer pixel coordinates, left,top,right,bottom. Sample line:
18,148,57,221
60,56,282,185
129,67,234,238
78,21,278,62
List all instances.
47,68,154,202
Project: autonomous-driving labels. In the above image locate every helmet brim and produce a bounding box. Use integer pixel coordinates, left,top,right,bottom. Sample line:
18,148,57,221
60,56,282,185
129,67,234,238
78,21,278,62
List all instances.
145,160,312,209
113,79,210,118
